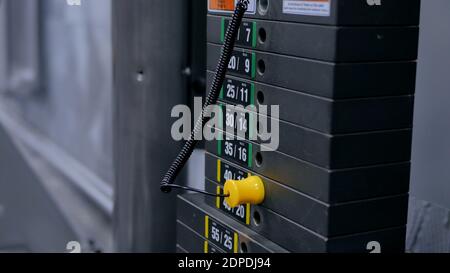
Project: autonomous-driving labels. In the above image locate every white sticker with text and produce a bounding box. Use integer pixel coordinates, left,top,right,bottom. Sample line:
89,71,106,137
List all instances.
283,0,331,17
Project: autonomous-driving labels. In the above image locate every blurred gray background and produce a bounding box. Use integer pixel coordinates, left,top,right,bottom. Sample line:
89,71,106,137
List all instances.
0,0,448,252
0,0,113,252
407,0,450,252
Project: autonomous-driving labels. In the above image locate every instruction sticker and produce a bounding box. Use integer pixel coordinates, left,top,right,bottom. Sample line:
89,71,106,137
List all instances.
283,0,331,17
209,0,256,14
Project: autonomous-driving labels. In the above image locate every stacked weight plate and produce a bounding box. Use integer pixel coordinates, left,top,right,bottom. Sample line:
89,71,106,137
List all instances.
177,0,421,253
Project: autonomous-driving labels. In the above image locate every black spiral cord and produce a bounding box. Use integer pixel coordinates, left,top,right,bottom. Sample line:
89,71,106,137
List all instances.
160,0,250,197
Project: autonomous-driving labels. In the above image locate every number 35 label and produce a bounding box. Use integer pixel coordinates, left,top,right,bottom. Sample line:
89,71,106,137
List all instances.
218,139,253,168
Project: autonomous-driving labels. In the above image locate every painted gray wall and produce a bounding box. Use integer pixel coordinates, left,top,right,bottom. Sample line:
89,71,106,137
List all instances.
4,0,113,185
0,124,77,252
410,0,450,209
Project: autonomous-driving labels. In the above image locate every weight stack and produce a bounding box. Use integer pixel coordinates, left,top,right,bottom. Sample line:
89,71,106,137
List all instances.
177,0,421,253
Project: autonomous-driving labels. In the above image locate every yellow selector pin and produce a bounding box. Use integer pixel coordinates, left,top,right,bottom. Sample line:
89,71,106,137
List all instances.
223,176,265,208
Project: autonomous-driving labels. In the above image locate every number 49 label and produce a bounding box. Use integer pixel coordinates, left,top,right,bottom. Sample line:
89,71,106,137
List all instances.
205,216,239,253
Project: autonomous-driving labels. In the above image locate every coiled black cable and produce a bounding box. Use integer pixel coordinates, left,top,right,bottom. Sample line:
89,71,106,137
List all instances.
160,0,249,197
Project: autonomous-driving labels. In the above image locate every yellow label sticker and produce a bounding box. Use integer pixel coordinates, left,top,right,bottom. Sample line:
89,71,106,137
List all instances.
234,233,239,253
216,186,221,208
246,204,251,225
217,159,221,182
205,215,209,238
204,241,208,253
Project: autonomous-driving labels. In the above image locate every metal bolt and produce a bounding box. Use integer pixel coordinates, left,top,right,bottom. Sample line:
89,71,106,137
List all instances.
445,211,450,229
181,67,192,77
0,205,5,218
136,71,145,82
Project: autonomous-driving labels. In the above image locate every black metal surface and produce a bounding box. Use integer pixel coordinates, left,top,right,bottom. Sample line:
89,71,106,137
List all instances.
208,43,417,99
208,15,419,62
205,179,408,237
177,194,289,253
208,0,421,26
209,125,412,171
176,244,189,254
202,192,406,253
177,220,225,253
207,72,415,134
190,0,421,253
205,147,410,204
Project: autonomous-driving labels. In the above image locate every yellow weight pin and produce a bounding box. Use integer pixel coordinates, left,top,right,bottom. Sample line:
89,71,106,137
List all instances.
223,176,265,208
